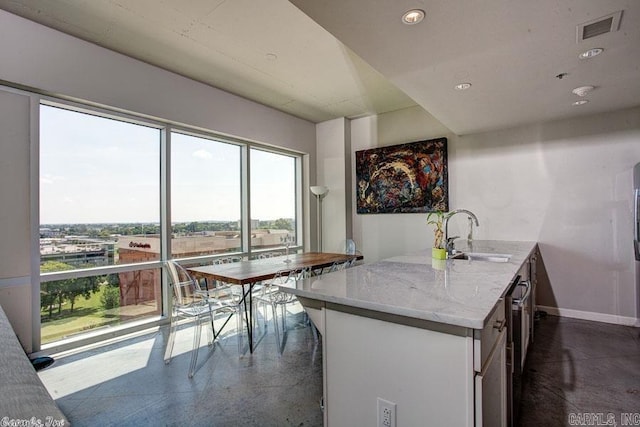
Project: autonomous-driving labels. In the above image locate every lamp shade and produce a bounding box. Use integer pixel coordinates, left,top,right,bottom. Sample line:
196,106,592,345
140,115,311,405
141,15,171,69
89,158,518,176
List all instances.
310,186,329,197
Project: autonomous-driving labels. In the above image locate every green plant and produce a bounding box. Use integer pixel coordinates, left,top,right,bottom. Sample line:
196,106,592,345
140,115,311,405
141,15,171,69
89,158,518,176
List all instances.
100,285,121,310
427,211,445,249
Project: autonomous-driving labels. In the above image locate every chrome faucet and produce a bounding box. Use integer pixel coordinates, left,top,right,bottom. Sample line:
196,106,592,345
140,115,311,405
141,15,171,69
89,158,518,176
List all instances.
443,209,480,256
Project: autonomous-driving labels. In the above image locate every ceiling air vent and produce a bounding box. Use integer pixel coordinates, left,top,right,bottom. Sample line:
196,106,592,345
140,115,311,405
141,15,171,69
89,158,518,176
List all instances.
576,10,623,42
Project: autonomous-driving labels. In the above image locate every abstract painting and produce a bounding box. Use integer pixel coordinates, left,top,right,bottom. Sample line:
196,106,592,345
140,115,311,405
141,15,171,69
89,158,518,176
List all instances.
355,138,448,214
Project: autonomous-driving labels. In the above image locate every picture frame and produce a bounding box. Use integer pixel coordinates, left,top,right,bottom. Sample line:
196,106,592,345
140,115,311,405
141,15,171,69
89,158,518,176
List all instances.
355,137,448,214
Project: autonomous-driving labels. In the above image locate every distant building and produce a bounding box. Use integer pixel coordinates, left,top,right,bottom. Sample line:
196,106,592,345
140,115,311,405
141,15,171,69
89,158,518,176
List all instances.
116,229,294,306
40,237,115,268
40,228,295,308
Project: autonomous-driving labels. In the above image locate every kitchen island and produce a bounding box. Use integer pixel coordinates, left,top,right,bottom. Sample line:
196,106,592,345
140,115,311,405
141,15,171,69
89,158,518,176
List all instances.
280,240,538,426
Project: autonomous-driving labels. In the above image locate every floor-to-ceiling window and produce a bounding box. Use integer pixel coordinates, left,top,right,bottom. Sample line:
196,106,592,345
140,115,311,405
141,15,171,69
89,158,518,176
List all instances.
249,148,300,256
39,104,162,344
38,102,304,346
170,132,242,258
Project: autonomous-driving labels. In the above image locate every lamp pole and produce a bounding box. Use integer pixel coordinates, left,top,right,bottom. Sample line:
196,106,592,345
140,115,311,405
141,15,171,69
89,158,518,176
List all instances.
310,186,329,252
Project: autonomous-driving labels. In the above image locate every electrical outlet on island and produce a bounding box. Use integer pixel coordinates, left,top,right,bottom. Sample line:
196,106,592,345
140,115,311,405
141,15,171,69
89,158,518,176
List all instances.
377,397,396,427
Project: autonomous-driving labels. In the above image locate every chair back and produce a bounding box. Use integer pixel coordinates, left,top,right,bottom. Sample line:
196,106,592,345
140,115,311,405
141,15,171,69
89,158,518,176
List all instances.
268,269,293,286
166,261,200,307
295,267,311,280
265,267,310,289
344,239,357,255
340,239,361,268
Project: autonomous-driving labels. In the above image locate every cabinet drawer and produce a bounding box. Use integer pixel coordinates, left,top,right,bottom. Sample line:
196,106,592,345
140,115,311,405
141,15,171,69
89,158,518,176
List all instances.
474,298,506,373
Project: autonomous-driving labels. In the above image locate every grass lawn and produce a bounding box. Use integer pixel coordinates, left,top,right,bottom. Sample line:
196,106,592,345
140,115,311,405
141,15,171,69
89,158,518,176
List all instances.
41,285,122,343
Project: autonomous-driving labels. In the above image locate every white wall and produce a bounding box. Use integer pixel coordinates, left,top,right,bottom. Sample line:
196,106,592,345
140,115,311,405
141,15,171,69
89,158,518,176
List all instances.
0,10,316,351
345,105,640,322
0,89,34,350
455,110,640,321
349,106,455,262
316,118,350,252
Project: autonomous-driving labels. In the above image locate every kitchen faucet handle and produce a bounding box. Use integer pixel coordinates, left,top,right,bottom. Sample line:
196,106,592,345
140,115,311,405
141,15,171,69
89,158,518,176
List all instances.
446,236,459,253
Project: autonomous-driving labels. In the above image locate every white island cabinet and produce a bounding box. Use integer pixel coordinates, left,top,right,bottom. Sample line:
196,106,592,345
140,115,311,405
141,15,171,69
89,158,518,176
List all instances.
283,240,538,427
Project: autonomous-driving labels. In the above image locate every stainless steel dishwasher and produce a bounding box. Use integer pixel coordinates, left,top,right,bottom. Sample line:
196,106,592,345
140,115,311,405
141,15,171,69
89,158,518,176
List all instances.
505,272,532,426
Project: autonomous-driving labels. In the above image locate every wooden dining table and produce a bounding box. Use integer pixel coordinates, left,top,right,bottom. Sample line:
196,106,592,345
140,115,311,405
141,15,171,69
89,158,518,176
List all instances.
187,252,362,353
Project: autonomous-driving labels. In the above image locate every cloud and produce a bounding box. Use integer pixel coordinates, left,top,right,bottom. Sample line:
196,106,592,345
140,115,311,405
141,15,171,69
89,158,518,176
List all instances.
40,174,64,184
192,149,213,160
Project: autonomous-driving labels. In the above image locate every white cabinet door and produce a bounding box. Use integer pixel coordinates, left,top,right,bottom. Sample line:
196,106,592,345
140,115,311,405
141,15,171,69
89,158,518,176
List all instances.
475,329,507,427
325,309,473,426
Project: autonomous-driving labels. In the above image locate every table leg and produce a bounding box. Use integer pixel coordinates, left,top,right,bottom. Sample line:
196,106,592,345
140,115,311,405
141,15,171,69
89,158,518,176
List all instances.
241,283,254,353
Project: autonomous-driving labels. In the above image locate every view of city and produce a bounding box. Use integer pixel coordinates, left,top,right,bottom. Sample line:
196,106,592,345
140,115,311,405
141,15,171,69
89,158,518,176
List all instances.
39,219,295,343
38,104,299,344
41,218,294,268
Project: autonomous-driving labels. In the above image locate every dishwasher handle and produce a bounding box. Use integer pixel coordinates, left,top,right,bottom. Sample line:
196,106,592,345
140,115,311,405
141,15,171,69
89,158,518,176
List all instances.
512,279,531,307
635,188,640,261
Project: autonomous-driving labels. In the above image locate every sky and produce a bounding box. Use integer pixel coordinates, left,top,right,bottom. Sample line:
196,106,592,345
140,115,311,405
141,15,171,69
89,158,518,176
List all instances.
40,105,296,224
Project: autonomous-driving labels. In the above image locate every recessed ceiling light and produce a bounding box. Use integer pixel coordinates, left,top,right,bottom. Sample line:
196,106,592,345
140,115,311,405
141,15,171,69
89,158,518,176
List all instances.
454,83,472,90
572,100,589,106
402,9,425,25
572,85,595,97
265,53,278,61
578,48,603,59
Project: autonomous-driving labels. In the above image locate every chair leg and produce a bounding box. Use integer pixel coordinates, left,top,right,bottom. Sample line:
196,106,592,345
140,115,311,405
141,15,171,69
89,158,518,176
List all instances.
189,320,202,378
207,300,216,340
303,310,319,341
164,312,177,364
236,308,242,354
262,298,269,328
271,302,283,355
207,310,215,346
281,303,287,332
283,303,291,338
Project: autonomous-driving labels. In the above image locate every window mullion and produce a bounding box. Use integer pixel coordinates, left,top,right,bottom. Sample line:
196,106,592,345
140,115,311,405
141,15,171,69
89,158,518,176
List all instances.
295,156,304,248
160,127,171,317
30,93,42,352
242,145,251,257
160,127,171,261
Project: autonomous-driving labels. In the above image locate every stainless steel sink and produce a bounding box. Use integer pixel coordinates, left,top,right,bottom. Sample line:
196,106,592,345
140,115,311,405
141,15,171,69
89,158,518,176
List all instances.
451,252,512,263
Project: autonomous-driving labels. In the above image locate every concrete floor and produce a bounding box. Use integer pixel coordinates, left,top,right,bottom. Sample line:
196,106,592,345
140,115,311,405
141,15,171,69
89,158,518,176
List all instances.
38,309,640,426
519,314,640,426
39,305,323,427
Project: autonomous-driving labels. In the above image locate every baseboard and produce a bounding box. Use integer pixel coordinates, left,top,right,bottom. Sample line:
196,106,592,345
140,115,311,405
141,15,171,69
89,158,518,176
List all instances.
537,305,640,327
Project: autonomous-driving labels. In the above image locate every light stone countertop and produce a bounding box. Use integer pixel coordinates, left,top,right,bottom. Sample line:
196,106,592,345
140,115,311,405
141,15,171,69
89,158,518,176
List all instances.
281,240,537,329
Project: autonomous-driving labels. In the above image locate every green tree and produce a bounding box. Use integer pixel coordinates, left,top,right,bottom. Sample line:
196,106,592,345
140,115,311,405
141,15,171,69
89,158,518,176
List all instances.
65,275,102,312
40,261,74,317
40,261,104,316
273,218,293,230
100,284,120,310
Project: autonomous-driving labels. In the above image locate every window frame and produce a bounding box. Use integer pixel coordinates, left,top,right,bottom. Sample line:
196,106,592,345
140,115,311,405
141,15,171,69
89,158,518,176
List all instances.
248,146,303,253
37,97,306,352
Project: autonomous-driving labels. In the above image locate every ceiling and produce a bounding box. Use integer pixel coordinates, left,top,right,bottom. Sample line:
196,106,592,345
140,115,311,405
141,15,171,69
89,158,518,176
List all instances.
291,0,640,134
1,0,639,135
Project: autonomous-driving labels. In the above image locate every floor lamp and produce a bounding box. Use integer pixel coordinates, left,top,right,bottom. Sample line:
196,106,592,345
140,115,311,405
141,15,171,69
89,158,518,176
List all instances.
310,186,329,252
